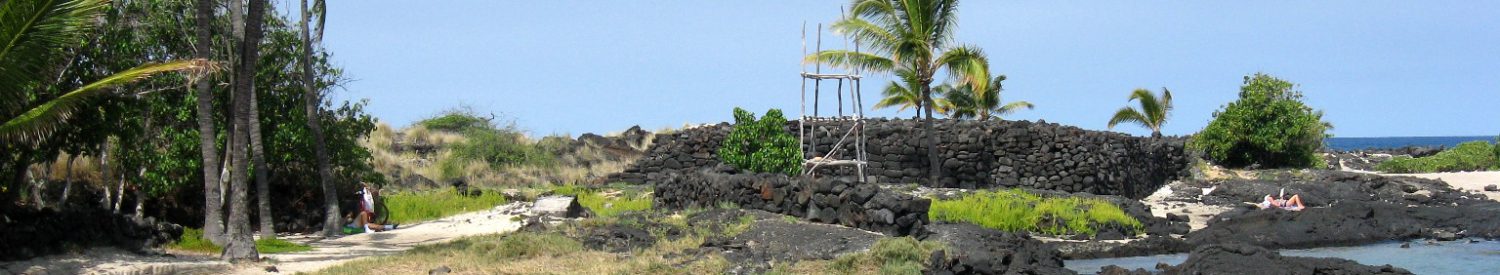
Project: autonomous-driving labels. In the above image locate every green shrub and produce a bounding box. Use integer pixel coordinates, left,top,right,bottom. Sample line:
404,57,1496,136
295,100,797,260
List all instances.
928,189,1142,236
719,108,802,176
1189,73,1331,168
451,128,554,168
383,189,509,224
1376,141,1498,173
828,237,943,275
418,108,493,132
1493,136,1500,168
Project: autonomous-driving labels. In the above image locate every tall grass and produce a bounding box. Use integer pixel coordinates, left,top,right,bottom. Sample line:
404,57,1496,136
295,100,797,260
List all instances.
1376,141,1498,173
383,189,509,224
928,189,1142,236
551,184,653,217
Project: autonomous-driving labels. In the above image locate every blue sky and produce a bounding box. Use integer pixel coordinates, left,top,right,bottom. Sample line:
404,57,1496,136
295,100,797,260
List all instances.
318,1,1499,138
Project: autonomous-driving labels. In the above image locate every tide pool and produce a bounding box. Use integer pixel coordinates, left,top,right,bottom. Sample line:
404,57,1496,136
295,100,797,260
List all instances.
1065,240,1500,274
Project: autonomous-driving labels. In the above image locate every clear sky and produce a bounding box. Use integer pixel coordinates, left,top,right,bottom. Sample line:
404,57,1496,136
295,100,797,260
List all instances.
319,1,1500,138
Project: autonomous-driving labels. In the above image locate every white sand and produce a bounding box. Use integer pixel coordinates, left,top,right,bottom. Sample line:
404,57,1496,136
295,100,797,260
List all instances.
1141,182,1232,233
1390,171,1500,202
1,202,528,275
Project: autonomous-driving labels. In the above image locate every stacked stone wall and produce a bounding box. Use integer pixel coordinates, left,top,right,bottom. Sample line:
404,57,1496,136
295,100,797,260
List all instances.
654,171,930,236
612,118,1189,199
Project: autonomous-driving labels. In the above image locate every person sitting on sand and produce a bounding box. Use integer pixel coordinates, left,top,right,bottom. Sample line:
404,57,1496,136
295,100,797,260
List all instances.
1257,188,1305,211
354,182,398,232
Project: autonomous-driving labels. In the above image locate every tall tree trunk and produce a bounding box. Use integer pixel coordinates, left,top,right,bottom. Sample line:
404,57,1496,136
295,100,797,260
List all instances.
250,89,275,239
134,167,146,217
60,154,75,206
922,86,940,187
222,0,266,261
28,166,44,209
195,0,227,246
113,172,124,213
100,141,112,210
301,0,340,237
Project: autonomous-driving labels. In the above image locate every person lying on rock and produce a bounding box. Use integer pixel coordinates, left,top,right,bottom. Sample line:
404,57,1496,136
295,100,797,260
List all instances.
354,182,398,233
1257,188,1305,211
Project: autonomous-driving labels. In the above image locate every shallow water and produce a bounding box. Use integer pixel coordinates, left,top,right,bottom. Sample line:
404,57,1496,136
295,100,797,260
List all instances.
1064,240,1500,274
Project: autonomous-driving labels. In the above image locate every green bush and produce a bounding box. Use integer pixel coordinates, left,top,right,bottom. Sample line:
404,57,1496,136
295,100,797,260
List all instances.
928,189,1142,236
719,108,802,176
1189,73,1331,168
419,108,493,132
451,128,554,168
1375,141,1498,173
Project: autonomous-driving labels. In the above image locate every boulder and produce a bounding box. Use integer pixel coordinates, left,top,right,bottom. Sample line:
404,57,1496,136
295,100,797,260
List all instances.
529,196,589,219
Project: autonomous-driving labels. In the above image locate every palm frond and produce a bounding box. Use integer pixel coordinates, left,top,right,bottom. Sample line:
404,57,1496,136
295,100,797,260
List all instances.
805,50,895,73
992,100,1033,117
874,80,918,112
0,59,216,143
830,18,897,53
936,45,988,91
0,0,111,105
1107,107,1148,131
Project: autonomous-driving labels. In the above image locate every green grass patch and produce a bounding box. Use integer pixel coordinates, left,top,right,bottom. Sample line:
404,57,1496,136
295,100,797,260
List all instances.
826,237,944,275
547,184,653,217
168,228,312,254
928,189,1143,236
1375,140,1499,173
384,189,509,224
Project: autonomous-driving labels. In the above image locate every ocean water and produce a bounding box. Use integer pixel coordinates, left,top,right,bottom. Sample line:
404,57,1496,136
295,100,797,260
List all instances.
1064,240,1500,274
1325,136,1495,151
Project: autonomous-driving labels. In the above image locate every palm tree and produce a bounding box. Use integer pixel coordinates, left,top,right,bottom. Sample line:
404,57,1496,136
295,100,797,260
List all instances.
0,0,214,143
221,0,268,261
1107,88,1173,138
873,69,924,119
934,75,1033,121
299,0,341,238
193,0,226,246
809,0,989,185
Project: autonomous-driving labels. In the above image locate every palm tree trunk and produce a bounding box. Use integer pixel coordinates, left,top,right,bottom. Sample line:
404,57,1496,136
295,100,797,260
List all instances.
99,140,111,210
922,86,940,187
223,0,266,261
249,89,275,239
301,0,341,237
60,154,75,206
195,0,226,246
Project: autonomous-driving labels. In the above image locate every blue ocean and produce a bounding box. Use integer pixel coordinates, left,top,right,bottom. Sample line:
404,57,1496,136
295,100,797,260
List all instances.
1325,136,1495,151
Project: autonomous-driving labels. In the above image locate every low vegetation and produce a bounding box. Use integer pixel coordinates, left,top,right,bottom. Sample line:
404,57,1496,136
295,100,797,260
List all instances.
928,189,1142,236
767,237,944,275
315,212,729,274
552,184,654,217
382,189,510,224
1190,73,1330,169
167,228,312,254
719,107,802,176
1376,141,1499,173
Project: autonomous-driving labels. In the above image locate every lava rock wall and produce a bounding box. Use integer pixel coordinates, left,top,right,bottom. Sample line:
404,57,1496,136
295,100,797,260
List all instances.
654,171,930,236
613,118,1189,199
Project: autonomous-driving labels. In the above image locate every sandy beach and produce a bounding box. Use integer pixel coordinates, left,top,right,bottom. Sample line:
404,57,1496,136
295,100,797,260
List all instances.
1394,171,1500,202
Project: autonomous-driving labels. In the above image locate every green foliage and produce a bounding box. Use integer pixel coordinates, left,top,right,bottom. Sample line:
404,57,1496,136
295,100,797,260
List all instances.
928,189,1143,236
1375,141,1498,173
936,75,1033,121
1108,88,1173,137
1189,73,1331,168
718,108,801,176
382,189,509,224
550,184,653,217
169,228,312,254
418,108,554,170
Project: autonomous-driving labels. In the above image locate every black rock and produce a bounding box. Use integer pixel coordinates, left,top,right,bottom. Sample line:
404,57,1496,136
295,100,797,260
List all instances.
1486,185,1499,192
1160,243,1412,274
429,265,451,275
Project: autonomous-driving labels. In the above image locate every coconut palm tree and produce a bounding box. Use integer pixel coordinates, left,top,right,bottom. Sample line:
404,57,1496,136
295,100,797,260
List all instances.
0,0,213,143
1107,88,1173,138
873,69,925,119
809,0,989,184
300,0,341,238
936,75,1033,120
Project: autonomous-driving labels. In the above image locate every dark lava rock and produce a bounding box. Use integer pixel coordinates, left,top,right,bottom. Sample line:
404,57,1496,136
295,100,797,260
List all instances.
1486,185,1499,192
1188,170,1486,209
428,265,451,275
1157,243,1412,275
583,224,656,252
703,210,883,274
1053,236,1192,260
920,223,1074,275
1186,201,1500,249
0,207,182,261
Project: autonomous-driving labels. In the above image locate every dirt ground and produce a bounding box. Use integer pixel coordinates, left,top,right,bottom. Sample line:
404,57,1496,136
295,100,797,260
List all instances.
0,202,527,275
